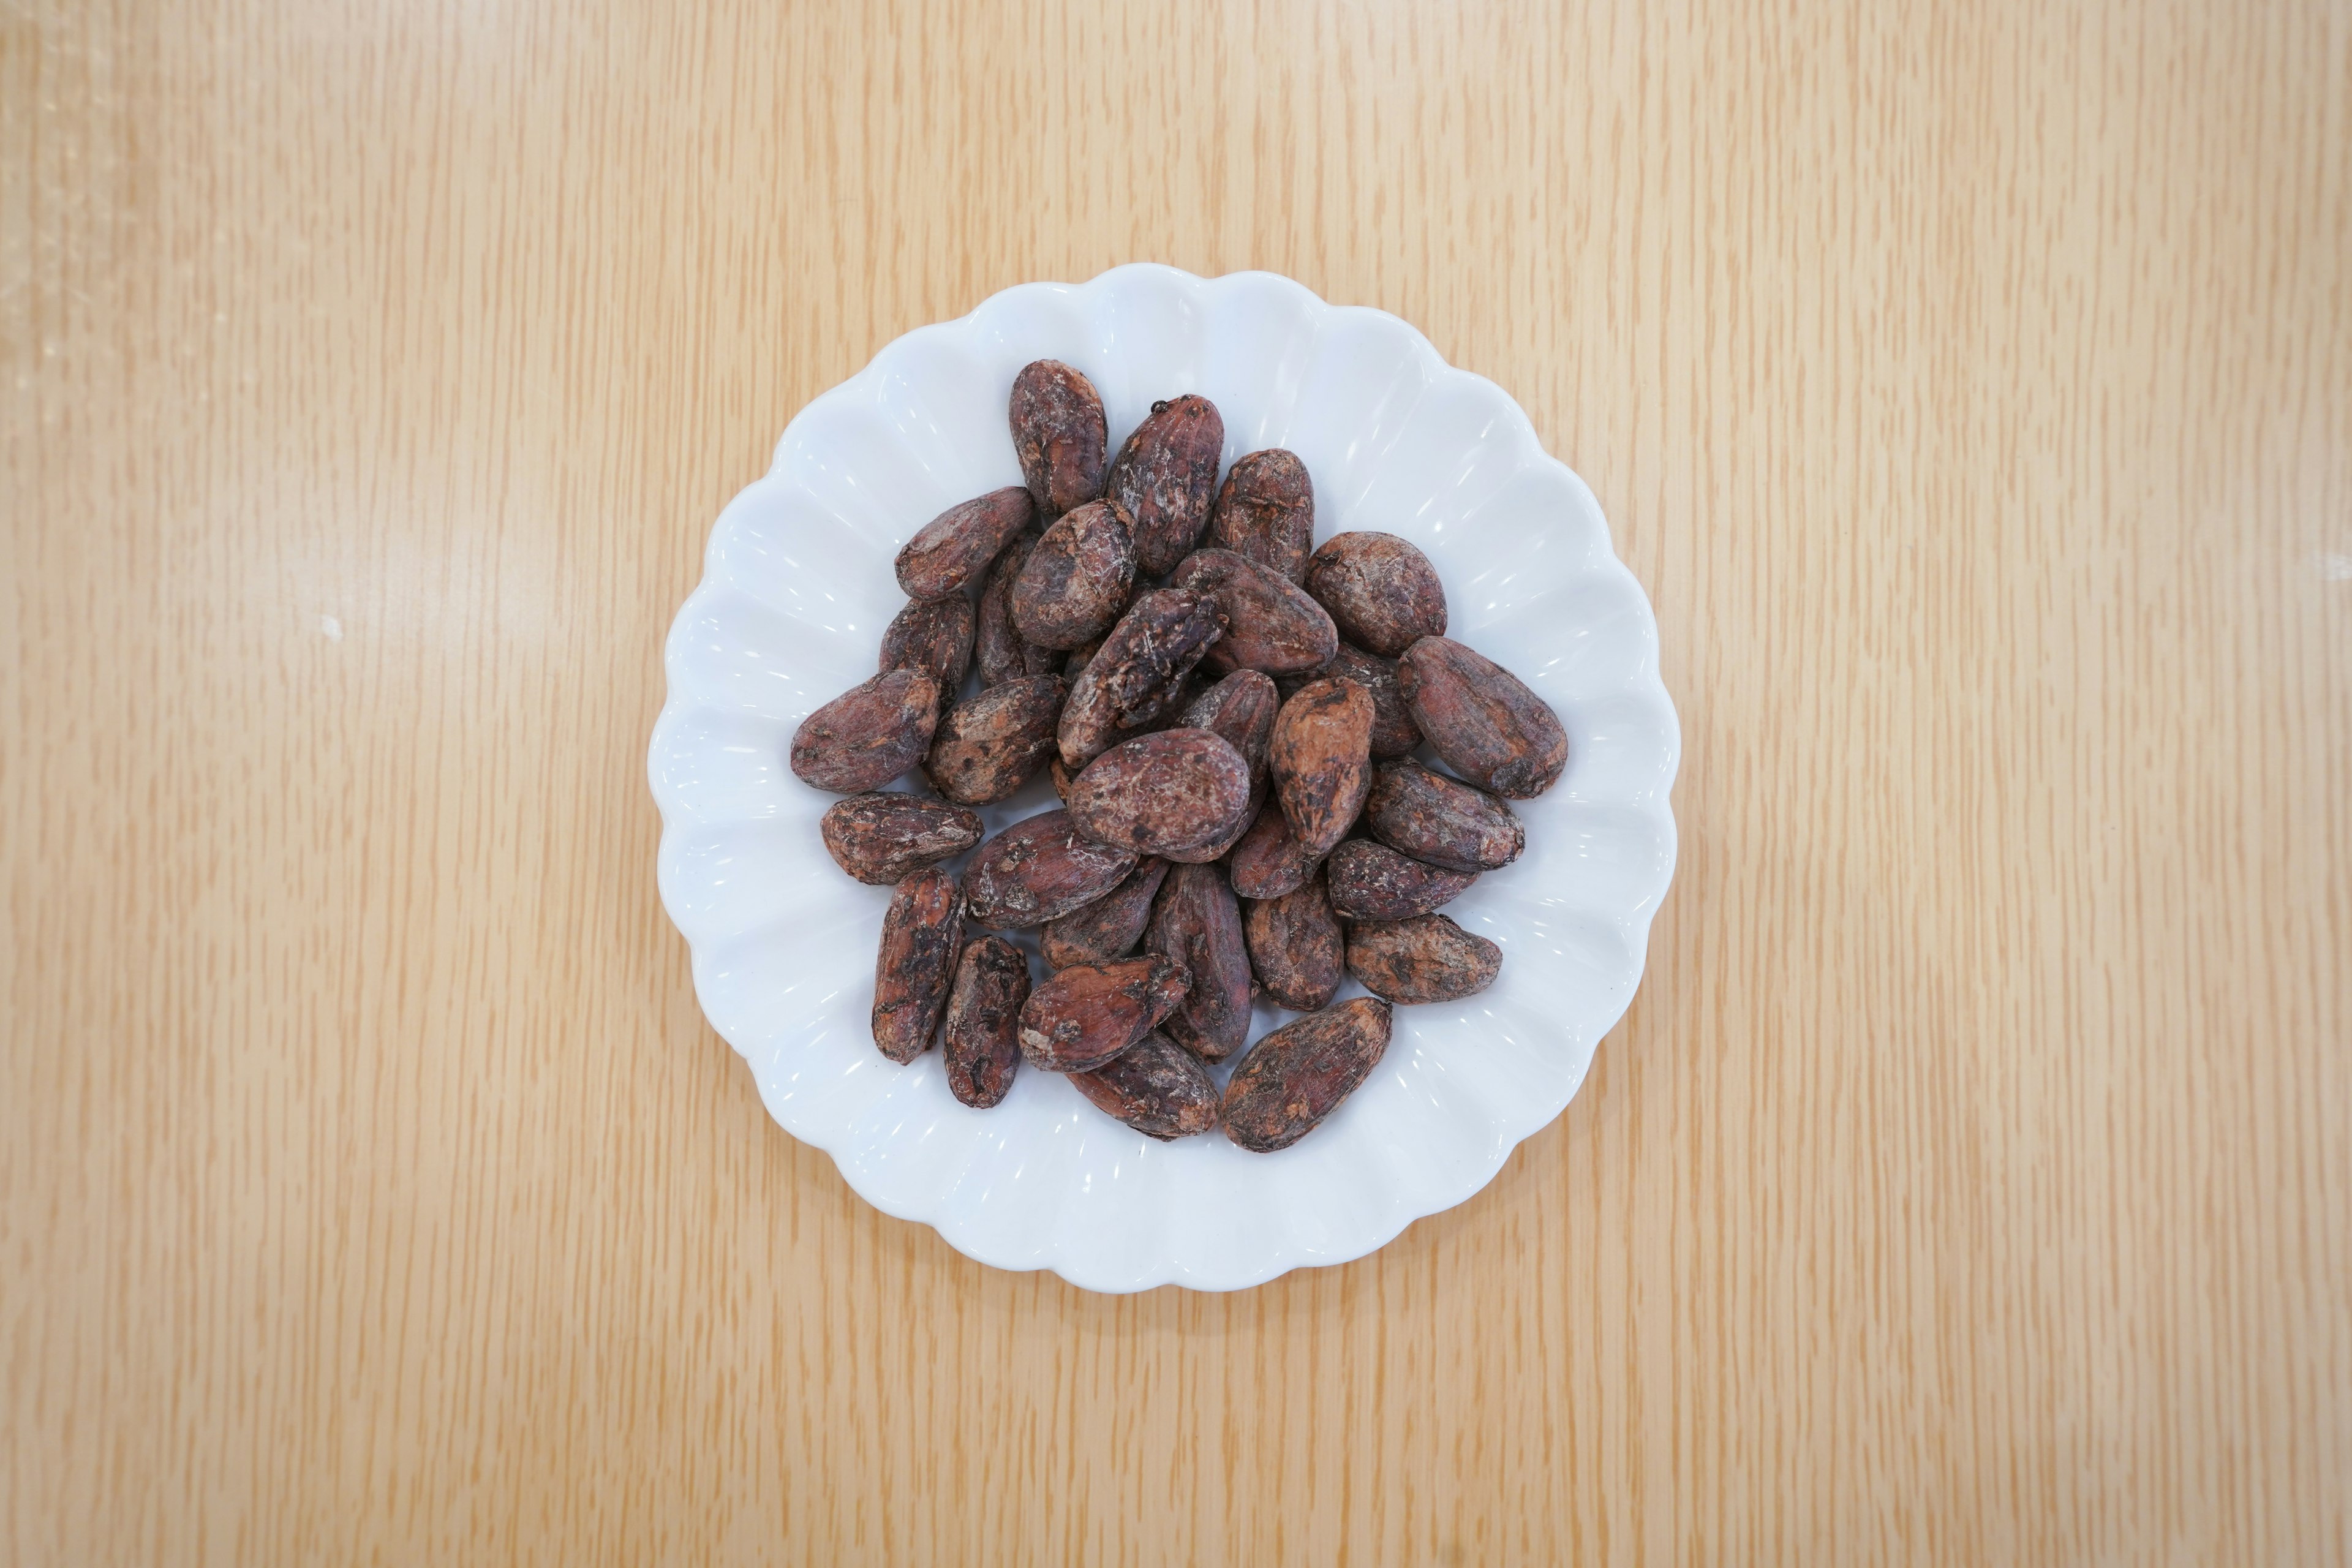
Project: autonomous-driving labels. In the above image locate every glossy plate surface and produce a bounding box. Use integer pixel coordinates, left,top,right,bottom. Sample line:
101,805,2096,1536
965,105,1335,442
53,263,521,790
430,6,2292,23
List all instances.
649,265,1679,1292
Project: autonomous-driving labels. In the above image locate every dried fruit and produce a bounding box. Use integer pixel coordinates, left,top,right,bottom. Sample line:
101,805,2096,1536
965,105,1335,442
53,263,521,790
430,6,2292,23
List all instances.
1362,759,1526,873
872,867,965,1063
1146,862,1253,1060
962,808,1139,928
975,532,1058,687
1169,549,1338,676
1017,954,1191,1071
1011,499,1137,650
1324,839,1477,921
943,936,1030,1108
924,674,1068,805
1207,449,1314,584
790,668,942,794
1396,636,1567,798
1010,359,1108,518
1040,857,1169,970
1066,728,1254,862
820,793,984,884
1242,871,1344,1012
1269,677,1374,858
1303,532,1448,655
1345,913,1501,1004
1227,798,1320,900
878,594,976,690
1221,997,1393,1152
896,486,1037,601
1106,394,1226,576
1068,1031,1219,1140
1057,589,1228,767
1180,669,1278,787
1304,644,1420,760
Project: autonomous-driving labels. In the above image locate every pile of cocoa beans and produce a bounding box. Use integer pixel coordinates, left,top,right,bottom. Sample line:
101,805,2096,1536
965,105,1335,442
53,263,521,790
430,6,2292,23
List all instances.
790,361,1567,1152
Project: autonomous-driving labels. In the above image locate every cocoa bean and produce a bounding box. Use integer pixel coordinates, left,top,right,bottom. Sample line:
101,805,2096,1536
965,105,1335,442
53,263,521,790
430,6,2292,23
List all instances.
1145,862,1253,1060
1011,499,1137,650
962,808,1139,928
1048,753,1079,805
819,792,984,884
1227,798,1320,900
790,668,941,794
1065,728,1254,862
1106,394,1226,576
1067,1031,1219,1140
975,531,1058,687
1303,532,1448,655
1242,870,1345,1012
878,594,975,691
1168,548,1338,675
1207,449,1314,584
1344,913,1502,1004
1362,760,1525,873
1057,589,1227,767
1009,359,1107,517
1016,954,1191,1071
1221,997,1393,1152
1304,643,1420,760
1396,636,1568,798
942,935,1030,1108
895,486,1036,601
1269,677,1374,858
1039,857,1169,970
924,674,1068,806
1179,669,1278,788
872,867,965,1063
1324,839,1476,921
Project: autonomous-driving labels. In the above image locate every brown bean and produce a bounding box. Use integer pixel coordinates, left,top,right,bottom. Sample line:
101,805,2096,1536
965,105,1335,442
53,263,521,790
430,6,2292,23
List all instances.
1324,839,1477,921
1179,669,1279,788
1269,677,1374,858
1345,913,1502,1004
1303,643,1421,760
962,808,1139,928
1057,589,1228,767
974,532,1059,688
1227,798,1320,900
872,867,965,1063
1039,857,1169,970
1168,548,1338,675
790,668,941,794
1396,636,1568,798
1067,1031,1220,1140
819,793,984,884
1107,394,1226,576
1011,499,1137,650
1016,954,1191,1072
1207,449,1315,584
1065,728,1254,862
895,486,1036,601
1048,753,1079,805
1221,997,1393,1152
1362,760,1525,873
1009,359,1107,518
878,594,975,691
1145,862,1253,1061
942,936,1030,1108
1243,870,1345,1012
1303,532,1448,655
924,674,1068,805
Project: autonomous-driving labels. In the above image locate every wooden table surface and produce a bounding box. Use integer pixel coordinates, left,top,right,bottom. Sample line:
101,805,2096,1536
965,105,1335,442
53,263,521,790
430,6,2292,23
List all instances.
7,1,2348,1562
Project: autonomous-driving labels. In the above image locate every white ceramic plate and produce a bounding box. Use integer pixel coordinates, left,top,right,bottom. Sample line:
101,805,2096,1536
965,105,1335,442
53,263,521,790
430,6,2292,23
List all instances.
650,265,1679,1292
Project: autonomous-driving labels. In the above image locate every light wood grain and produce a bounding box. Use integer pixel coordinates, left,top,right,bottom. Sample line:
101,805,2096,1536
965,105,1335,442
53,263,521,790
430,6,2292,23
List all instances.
6,0,2349,1562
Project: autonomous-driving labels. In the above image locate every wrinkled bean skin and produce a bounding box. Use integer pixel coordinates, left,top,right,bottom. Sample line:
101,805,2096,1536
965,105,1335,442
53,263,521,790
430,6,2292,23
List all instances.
924,674,1068,806
1221,997,1393,1152
1146,862,1253,1061
896,486,1036,601
1362,760,1526,873
1180,669,1278,788
1303,643,1421,760
1227,798,1321,900
878,595,975,691
1039,857,1169,970
942,936,1030,1108
1066,1031,1220,1140
1011,499,1137,651
962,809,1140,928
1106,394,1226,576
1057,589,1227,767
1066,729,1254,862
1344,913,1503,1004
1324,838,1477,921
1303,532,1448,655
1010,360,1108,518
872,867,966,1063
1208,449,1315,584
790,668,942,794
1269,677,1374,859
1169,549,1338,676
1016,954,1191,1072
975,532,1059,688
819,793,984,884
1396,636,1569,799
1242,871,1345,1012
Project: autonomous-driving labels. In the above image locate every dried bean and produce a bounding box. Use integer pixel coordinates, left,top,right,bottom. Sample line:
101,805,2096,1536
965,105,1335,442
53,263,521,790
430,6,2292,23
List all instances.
1011,499,1137,650
1168,548,1338,676
1066,728,1254,862
896,486,1036,601
878,595,975,692
1145,862,1253,1061
1207,450,1314,584
1057,589,1227,767
1362,759,1525,873
1227,798,1320,900
790,668,941,794
819,793,984,884
1068,1031,1220,1140
975,532,1058,687
1397,636,1568,798
1039,857,1169,970
943,936,1030,1108
1106,394,1226,576
1221,997,1393,1152
1269,676,1374,858
872,867,965,1063
962,809,1139,928
924,674,1067,805
1243,870,1345,1012
1324,839,1477,921
1303,532,1447,655
1345,913,1502,1004
1017,954,1191,1072
1010,359,1107,517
